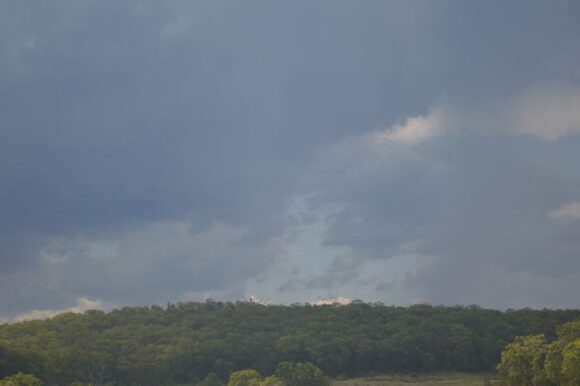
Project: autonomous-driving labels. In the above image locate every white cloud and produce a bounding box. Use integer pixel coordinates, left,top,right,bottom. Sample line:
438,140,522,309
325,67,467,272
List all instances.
310,296,352,306
370,83,580,144
373,105,452,145
548,201,580,220
248,295,271,305
12,297,102,322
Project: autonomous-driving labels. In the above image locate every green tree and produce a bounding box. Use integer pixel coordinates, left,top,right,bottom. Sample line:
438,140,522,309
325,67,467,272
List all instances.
275,362,328,386
449,323,477,370
544,341,563,385
260,375,284,386
557,320,580,343
0,373,43,386
228,369,261,386
496,335,549,386
199,373,223,386
561,339,580,386
499,319,580,386
274,333,313,363
1,301,579,383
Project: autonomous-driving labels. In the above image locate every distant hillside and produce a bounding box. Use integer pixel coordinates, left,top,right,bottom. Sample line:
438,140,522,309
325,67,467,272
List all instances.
0,301,579,385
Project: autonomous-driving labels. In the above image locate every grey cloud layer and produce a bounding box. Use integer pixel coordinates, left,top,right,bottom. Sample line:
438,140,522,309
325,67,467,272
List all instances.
1,0,580,316
301,126,580,308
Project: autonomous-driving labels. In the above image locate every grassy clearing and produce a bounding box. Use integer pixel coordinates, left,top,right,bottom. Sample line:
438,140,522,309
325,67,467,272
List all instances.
332,373,495,386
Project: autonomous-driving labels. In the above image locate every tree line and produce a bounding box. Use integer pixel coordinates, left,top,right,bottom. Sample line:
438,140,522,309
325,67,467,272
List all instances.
0,301,579,385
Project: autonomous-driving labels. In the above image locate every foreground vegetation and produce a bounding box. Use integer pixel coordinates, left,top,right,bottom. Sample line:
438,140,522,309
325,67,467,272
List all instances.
496,320,580,386
0,301,579,385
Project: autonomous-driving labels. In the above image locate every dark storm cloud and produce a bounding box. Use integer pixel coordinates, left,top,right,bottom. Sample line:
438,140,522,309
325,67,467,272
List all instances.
1,0,580,316
303,127,580,308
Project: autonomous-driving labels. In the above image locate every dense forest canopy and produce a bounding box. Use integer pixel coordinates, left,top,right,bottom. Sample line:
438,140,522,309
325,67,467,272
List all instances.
0,301,579,386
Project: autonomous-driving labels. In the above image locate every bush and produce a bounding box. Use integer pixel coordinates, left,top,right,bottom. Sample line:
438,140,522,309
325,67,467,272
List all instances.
0,373,43,386
228,370,261,386
275,362,328,386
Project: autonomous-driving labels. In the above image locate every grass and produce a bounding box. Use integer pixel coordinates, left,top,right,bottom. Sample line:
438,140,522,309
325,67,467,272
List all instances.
332,372,496,386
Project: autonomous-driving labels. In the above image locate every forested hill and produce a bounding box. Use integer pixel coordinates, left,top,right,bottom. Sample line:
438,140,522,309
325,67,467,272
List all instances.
1,301,579,385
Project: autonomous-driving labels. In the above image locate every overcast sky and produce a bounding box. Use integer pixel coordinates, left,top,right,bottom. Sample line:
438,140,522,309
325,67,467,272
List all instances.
2,0,580,320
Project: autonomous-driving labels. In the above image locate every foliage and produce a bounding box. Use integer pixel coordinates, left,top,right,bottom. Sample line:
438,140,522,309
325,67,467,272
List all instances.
0,373,43,386
227,370,287,386
560,339,580,386
496,335,549,386
199,373,224,386
497,320,580,386
228,369,261,386
275,362,328,386
0,301,578,385
260,375,285,386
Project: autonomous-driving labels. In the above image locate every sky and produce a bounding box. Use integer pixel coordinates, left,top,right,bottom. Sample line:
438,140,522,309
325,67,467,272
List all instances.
2,0,580,320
